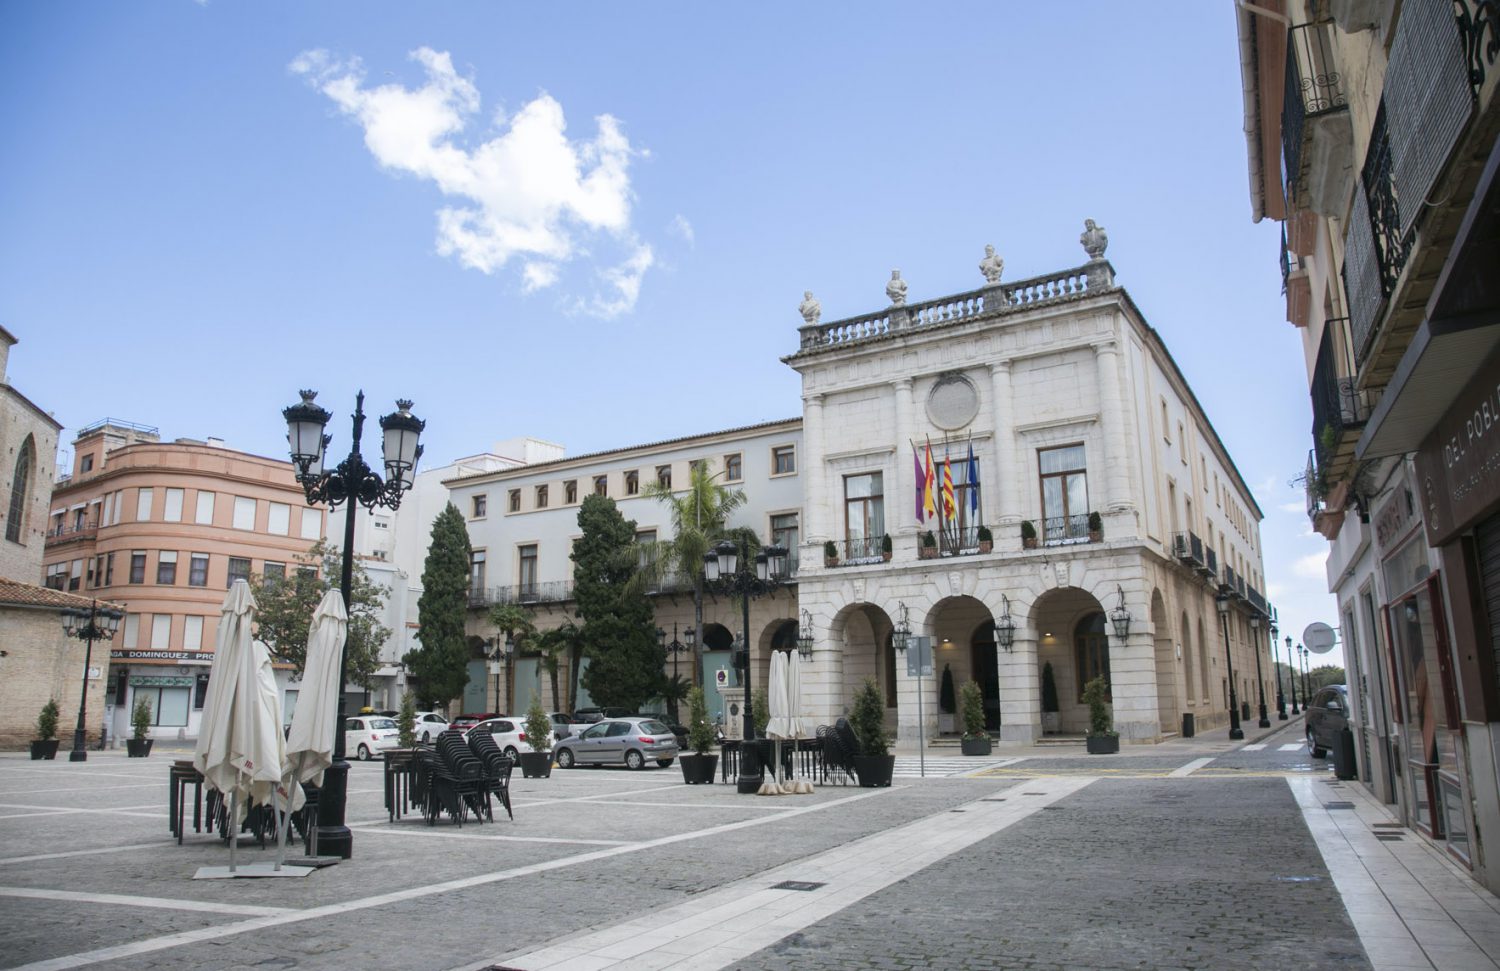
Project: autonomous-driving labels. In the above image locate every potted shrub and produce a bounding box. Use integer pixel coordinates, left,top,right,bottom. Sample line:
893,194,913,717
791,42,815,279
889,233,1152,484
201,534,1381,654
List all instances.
919,530,938,559
937,663,956,734
960,680,991,755
1088,510,1103,542
127,695,154,757
880,533,893,562
824,540,839,568
976,524,993,554
1021,520,1038,549
1082,676,1118,754
519,696,554,778
396,691,418,748
1040,662,1061,734
849,678,895,787
31,699,60,760
679,686,719,784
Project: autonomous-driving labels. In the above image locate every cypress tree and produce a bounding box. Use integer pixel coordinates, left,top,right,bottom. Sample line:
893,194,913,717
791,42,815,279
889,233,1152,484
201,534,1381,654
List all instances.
407,503,473,708
572,494,665,711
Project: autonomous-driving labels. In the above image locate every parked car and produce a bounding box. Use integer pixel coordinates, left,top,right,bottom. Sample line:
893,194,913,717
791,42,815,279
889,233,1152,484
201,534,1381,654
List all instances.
450,712,500,732
553,717,679,770
344,715,401,761
464,717,542,759
1306,684,1350,759
548,712,586,739
572,706,633,724
413,711,449,743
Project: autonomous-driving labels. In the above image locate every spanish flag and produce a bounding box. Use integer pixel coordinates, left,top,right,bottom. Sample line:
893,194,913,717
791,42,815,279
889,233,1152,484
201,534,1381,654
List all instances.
922,441,937,521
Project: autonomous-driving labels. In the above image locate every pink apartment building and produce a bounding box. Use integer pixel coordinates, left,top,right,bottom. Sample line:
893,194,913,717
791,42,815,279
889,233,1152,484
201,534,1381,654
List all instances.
43,421,324,744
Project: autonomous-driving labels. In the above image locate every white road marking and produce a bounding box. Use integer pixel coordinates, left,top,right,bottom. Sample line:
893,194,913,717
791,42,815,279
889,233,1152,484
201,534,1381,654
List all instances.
1279,743,1303,752
7,786,897,971
0,841,180,866
349,825,630,847
0,886,292,917
1168,757,1216,778
482,775,1097,971
1242,743,1267,751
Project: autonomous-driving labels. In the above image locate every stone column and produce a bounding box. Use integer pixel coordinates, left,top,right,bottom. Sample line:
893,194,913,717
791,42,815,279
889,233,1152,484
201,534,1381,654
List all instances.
1000,632,1040,743
894,377,916,538
1111,627,1161,742
803,393,827,547
988,361,1021,529
1093,340,1134,514
894,639,939,748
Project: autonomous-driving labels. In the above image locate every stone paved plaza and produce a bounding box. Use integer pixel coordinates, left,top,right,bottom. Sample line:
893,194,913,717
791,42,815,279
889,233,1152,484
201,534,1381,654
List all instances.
1,720,1497,971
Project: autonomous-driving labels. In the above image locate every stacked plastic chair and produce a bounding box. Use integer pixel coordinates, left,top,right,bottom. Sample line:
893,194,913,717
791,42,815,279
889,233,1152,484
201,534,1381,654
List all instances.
466,731,515,821
434,730,489,823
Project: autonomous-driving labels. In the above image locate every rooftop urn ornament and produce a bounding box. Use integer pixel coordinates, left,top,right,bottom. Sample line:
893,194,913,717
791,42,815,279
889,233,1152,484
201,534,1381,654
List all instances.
1080,219,1109,260
885,269,908,307
799,290,821,327
979,244,1004,284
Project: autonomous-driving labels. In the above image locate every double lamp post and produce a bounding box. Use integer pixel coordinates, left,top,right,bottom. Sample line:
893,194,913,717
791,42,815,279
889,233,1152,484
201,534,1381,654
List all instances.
61,601,124,762
284,389,424,860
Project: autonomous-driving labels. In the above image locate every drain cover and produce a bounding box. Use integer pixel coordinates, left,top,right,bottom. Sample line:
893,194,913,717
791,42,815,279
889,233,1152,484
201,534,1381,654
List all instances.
982,797,1007,802
1372,822,1403,829
1323,801,1356,810
1376,834,1404,841
772,881,826,892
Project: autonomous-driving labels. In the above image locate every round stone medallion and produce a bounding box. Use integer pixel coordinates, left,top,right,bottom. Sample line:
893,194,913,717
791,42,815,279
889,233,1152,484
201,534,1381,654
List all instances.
926,374,979,430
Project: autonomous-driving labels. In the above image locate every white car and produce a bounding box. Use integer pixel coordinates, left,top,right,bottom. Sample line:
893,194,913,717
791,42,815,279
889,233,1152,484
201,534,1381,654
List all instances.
413,711,449,743
465,717,552,759
344,715,401,761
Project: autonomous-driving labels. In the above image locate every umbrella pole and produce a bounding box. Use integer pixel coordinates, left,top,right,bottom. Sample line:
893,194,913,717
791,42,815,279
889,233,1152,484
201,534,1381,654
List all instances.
228,792,238,873
274,787,289,871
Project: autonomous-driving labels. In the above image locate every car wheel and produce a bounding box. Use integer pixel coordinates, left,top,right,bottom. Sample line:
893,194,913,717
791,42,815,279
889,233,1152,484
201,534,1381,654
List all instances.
556,749,575,769
420,731,431,743
357,744,371,761
504,746,520,761
656,759,673,768
625,750,645,770
1307,729,1328,759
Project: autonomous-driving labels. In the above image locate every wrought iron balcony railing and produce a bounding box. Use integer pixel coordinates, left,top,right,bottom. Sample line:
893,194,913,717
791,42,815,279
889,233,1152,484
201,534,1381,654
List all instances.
840,536,884,564
1204,546,1219,581
1282,21,1348,207
938,526,983,556
470,581,575,608
1172,531,1206,568
1042,514,1089,546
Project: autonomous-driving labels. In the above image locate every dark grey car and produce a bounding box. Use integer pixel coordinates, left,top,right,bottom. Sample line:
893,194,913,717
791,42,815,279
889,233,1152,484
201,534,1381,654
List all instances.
1306,684,1350,758
553,717,679,770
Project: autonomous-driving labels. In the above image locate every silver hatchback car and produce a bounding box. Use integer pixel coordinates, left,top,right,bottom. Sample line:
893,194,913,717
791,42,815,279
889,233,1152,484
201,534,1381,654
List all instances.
553,717,679,770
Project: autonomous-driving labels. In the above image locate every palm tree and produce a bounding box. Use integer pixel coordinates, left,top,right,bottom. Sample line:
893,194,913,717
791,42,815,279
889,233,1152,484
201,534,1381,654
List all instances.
533,620,583,711
636,464,747,687
487,603,535,712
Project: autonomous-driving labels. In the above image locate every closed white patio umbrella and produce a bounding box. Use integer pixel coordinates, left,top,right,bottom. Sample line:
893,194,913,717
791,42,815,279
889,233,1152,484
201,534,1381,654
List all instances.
784,651,814,794
283,590,347,789
761,651,791,796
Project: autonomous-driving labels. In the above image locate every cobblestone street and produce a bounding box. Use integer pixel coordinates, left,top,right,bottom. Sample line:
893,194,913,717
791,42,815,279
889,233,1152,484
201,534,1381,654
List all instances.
1,720,1495,971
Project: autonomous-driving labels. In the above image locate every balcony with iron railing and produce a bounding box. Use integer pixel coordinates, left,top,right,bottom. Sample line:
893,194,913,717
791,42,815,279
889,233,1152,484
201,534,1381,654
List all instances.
470,581,575,608
44,521,100,547
839,536,885,565
1204,546,1218,582
938,526,984,557
1172,531,1206,569
1282,21,1351,218
1042,514,1090,547
1310,319,1379,485
1344,0,1487,385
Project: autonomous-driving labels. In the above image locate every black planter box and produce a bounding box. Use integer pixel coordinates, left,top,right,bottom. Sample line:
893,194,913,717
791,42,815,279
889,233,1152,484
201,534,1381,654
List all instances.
1086,734,1119,755
961,736,992,756
852,754,895,787
679,753,718,785
30,739,59,760
126,738,154,758
518,751,553,778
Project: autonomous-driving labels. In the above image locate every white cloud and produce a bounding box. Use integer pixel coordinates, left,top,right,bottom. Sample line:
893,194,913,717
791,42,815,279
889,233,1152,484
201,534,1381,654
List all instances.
1278,501,1306,514
669,214,695,247
1291,552,1327,580
291,47,650,317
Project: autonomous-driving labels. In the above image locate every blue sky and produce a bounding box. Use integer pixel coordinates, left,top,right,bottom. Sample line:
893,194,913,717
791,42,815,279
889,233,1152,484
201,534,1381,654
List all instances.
0,2,1342,670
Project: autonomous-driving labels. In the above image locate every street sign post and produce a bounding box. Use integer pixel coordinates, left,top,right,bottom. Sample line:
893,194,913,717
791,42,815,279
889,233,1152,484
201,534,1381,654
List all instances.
908,636,932,777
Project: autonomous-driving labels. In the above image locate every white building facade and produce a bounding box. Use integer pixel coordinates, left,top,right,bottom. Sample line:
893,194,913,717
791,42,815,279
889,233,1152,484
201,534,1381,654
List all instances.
788,228,1272,743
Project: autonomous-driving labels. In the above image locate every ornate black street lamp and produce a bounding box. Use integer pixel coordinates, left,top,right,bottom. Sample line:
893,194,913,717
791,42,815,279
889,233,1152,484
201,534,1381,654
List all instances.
702,537,789,794
657,624,695,723
1299,643,1311,701
1249,615,1270,728
995,594,1016,651
61,601,123,762
1215,591,1244,740
1271,618,1287,720
1286,635,1300,714
485,634,514,715
284,389,423,860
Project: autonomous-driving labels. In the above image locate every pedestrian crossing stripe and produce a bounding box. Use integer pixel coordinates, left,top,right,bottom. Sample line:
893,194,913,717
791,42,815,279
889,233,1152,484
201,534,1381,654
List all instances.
1279,743,1303,752
1243,743,1267,751
892,757,1015,777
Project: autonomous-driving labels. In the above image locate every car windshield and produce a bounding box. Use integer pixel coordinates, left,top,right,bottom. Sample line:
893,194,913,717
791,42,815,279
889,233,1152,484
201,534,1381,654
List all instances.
368,718,396,730
640,720,672,735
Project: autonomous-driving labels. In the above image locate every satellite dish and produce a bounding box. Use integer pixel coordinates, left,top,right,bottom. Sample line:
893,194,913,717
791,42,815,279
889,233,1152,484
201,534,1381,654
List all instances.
1304,622,1338,654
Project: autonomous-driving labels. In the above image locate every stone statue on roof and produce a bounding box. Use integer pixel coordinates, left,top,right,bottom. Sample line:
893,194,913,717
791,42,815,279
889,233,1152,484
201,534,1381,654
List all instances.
979,244,1004,284
885,269,908,307
798,291,821,327
1080,219,1109,260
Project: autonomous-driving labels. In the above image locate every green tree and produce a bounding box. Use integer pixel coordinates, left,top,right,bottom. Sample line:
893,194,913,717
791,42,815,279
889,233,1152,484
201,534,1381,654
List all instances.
637,463,746,686
250,539,391,687
534,620,584,711
396,691,417,748
406,503,472,708
572,494,665,711
487,603,537,713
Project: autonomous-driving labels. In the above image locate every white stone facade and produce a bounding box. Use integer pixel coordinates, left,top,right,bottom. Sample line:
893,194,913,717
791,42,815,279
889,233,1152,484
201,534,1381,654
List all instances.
787,241,1270,743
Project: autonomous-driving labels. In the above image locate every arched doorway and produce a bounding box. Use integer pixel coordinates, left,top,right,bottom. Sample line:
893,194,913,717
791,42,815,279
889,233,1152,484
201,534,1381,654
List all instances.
1152,590,1177,734
971,621,1000,730
1031,586,1110,735
828,603,895,724
699,623,735,728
